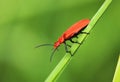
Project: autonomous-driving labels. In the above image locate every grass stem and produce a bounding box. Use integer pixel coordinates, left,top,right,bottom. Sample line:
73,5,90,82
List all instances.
113,54,120,82
45,0,112,82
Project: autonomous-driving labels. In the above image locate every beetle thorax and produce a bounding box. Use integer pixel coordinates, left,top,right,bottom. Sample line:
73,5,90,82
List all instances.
54,41,60,49
54,35,65,49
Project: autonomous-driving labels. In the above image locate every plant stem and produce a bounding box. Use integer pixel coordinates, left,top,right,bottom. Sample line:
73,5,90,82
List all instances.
45,0,112,82
113,54,120,82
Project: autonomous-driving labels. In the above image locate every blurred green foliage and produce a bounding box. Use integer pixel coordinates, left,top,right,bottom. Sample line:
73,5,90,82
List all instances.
0,0,120,82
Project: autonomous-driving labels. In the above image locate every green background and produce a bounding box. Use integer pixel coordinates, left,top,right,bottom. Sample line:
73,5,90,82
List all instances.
0,0,120,82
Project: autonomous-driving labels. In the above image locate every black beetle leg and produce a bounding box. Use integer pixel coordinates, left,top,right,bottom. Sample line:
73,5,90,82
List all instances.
70,39,81,44
64,42,72,55
81,31,90,34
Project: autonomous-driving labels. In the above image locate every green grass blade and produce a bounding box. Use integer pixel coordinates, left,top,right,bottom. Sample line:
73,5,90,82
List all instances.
45,0,112,82
113,54,120,82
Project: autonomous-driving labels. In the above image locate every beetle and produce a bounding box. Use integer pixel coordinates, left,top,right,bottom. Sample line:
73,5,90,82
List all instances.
36,19,90,61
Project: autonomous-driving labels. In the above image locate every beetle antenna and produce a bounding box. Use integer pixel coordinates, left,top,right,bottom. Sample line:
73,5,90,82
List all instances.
50,48,58,62
35,44,53,48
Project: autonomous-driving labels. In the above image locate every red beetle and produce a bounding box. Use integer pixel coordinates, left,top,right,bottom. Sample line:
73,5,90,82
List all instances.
36,19,90,61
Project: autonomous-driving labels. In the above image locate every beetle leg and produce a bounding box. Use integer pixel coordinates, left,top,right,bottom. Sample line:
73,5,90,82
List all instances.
70,39,81,44
66,44,71,48
76,35,79,38
64,42,69,52
64,41,71,48
64,42,72,55
81,31,89,34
